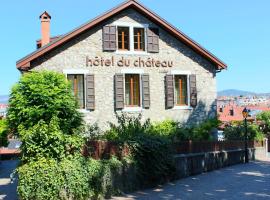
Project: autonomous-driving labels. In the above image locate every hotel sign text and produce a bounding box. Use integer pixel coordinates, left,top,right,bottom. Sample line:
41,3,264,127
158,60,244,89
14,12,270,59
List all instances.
86,56,173,68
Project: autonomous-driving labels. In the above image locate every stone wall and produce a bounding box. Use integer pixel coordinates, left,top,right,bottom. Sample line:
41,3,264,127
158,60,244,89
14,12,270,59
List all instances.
31,8,218,129
174,148,255,179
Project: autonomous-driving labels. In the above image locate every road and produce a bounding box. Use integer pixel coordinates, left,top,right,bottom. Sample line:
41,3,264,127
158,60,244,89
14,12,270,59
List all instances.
113,160,270,200
1,159,270,200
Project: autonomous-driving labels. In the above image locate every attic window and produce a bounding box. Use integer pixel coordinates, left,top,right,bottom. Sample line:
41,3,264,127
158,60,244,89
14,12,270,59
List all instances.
43,16,48,19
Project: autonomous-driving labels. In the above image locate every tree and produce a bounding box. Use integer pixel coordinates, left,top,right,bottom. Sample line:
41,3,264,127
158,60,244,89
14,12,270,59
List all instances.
7,71,83,135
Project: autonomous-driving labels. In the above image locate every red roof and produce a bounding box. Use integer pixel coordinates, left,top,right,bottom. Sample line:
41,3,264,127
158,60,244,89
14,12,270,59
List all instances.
16,0,227,71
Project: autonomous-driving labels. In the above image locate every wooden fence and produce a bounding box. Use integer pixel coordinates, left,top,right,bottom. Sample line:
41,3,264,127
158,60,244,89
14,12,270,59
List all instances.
83,140,265,160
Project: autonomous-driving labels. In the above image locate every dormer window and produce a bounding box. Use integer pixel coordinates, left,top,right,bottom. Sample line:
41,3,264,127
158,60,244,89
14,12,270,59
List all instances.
118,27,130,50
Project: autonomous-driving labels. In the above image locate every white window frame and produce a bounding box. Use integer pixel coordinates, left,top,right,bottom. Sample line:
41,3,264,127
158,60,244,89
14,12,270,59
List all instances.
113,21,149,55
63,69,90,113
170,70,193,110
121,69,144,112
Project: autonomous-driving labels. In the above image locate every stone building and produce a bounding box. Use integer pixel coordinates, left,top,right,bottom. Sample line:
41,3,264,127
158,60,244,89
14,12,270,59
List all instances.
16,0,227,129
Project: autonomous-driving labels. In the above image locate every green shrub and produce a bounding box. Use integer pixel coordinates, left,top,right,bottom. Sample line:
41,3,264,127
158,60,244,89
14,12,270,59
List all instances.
17,158,64,200
7,71,83,135
17,157,123,200
257,111,270,136
188,117,221,141
104,113,151,143
19,117,83,162
0,119,8,147
224,123,264,141
128,135,175,186
104,114,176,186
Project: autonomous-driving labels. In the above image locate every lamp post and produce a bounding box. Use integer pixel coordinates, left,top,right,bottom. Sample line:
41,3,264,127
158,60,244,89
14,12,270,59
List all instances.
242,107,249,163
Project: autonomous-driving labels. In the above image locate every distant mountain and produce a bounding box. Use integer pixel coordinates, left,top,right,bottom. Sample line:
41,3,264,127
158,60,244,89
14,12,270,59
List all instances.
218,89,258,97
0,95,9,104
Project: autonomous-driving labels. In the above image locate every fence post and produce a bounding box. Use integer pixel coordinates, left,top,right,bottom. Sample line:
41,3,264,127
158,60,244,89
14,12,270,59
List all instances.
188,140,193,154
265,138,268,156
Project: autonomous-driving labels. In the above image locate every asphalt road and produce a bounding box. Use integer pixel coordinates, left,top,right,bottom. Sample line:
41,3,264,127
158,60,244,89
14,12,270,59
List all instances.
113,160,270,200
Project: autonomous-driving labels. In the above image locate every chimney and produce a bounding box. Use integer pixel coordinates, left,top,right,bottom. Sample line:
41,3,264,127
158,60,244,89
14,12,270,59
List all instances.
39,11,51,47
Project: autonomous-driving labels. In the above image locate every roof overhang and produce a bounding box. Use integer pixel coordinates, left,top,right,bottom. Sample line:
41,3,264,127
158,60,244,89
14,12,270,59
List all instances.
16,0,227,71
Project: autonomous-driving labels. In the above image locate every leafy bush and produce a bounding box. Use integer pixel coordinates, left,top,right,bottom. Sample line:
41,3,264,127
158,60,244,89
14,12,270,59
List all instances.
104,113,151,143
128,135,175,186
0,119,8,147
224,123,264,141
17,158,64,200
7,71,83,135
257,111,270,136
103,114,176,186
17,156,123,200
188,117,221,141
19,117,83,163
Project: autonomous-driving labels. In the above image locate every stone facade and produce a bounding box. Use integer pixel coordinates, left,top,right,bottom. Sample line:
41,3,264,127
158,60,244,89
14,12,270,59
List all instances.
31,8,218,129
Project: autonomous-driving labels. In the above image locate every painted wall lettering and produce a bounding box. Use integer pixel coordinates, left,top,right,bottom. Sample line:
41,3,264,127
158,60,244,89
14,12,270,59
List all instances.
86,56,173,68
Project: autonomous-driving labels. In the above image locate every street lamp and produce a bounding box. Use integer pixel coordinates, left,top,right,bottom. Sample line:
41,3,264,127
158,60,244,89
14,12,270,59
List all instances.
242,107,249,163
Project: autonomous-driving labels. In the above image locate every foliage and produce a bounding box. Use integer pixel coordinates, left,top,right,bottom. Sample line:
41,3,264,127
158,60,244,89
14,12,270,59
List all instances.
257,111,270,136
0,119,9,147
17,158,64,200
224,123,264,141
19,117,83,163
7,71,83,135
83,123,102,140
128,135,175,186
17,156,123,200
188,117,221,141
103,114,176,186
104,113,151,143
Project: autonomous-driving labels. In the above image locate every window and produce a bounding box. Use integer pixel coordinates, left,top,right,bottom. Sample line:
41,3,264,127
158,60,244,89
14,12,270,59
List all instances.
174,75,188,106
125,74,140,107
134,28,145,51
67,74,85,109
118,27,129,50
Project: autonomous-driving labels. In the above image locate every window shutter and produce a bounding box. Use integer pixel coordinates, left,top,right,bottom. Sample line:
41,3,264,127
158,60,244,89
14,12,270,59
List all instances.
165,74,174,108
142,74,150,109
85,74,95,110
189,74,197,108
114,74,124,109
103,26,116,51
147,28,159,53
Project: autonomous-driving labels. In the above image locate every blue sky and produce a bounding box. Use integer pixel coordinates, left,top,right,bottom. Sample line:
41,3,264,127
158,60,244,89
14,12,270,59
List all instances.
0,0,269,95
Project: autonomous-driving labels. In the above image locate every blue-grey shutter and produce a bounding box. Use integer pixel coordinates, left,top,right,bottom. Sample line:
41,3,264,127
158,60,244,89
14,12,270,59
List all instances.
147,28,159,53
85,74,95,110
165,74,174,108
189,74,197,108
114,74,124,109
103,26,116,51
142,74,150,109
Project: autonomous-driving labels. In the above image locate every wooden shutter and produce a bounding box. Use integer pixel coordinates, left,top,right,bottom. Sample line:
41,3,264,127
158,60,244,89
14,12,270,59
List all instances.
189,74,197,108
147,28,159,53
103,26,116,51
165,74,174,108
85,74,95,110
142,74,150,109
114,74,124,109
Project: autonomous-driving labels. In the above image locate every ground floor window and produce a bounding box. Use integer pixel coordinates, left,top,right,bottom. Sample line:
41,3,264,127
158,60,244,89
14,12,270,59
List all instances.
174,75,188,106
67,74,85,109
125,74,140,107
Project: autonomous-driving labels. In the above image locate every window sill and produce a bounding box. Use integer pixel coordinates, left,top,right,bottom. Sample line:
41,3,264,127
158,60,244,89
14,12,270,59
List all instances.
122,107,143,112
115,50,149,56
172,106,193,110
78,109,91,113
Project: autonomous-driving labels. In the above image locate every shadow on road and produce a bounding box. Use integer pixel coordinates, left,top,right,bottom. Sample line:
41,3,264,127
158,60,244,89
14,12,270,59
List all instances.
113,161,270,200
0,160,19,200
